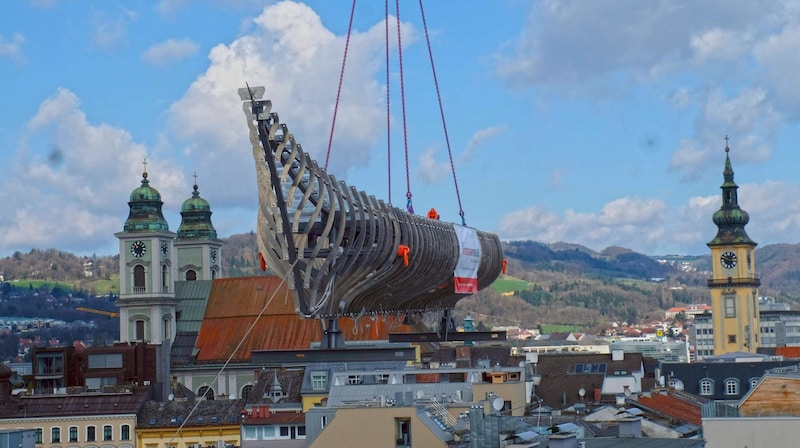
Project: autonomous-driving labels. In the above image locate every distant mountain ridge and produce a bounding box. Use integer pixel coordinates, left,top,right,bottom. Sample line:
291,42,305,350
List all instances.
3,234,800,329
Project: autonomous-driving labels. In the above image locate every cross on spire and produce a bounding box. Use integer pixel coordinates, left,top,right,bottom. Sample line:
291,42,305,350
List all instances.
724,135,729,153
142,158,148,178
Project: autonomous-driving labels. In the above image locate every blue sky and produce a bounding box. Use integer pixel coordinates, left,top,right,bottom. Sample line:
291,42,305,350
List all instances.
2,0,800,258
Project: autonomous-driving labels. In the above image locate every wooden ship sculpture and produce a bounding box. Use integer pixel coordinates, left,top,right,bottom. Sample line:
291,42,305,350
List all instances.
240,86,504,336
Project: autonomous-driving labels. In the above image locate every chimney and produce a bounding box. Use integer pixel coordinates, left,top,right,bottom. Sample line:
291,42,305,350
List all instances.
548,433,578,448
619,417,642,438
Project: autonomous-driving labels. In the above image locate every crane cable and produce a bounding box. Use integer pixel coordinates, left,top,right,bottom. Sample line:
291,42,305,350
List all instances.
417,0,466,225
325,0,467,223
324,0,357,171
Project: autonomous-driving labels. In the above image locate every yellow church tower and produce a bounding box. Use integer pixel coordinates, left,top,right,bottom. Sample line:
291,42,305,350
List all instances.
707,139,760,354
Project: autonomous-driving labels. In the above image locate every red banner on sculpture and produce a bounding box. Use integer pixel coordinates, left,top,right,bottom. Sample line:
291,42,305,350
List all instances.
454,225,481,294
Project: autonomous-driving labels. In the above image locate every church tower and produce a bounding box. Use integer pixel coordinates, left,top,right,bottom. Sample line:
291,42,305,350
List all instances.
707,140,760,354
174,174,222,280
114,161,178,345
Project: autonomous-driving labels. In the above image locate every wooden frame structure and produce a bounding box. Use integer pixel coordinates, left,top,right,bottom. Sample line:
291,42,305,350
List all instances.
241,86,503,319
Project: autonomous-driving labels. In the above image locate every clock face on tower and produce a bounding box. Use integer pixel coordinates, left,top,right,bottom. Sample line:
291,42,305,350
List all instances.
131,240,147,258
161,240,169,256
720,251,737,269
210,248,218,264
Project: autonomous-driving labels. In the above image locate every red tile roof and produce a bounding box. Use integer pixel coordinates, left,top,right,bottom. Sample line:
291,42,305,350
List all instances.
194,276,423,362
636,392,701,426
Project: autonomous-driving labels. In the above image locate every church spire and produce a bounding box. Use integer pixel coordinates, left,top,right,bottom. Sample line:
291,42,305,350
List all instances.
176,173,218,240
708,137,755,247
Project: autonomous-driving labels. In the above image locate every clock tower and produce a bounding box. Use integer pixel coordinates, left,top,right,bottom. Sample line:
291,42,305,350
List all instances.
707,140,760,355
114,162,178,345
174,175,222,280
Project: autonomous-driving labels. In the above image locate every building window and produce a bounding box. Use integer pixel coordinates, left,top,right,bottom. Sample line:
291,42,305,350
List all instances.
749,377,760,390
347,374,363,385
35,428,42,444
133,265,146,293
725,295,736,318
135,320,145,341
395,418,411,446
198,385,215,400
88,353,123,369
51,427,60,443
103,425,113,441
243,427,257,440
311,372,328,390
121,425,130,441
279,427,290,438
376,374,390,384
241,384,253,401
728,334,737,344
725,378,739,396
699,379,713,396
86,426,96,442
69,426,78,442
211,269,217,279
320,416,328,428
161,264,169,292
186,269,197,281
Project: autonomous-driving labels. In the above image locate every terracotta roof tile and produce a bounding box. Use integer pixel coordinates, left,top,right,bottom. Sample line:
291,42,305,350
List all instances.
635,392,701,426
194,276,422,362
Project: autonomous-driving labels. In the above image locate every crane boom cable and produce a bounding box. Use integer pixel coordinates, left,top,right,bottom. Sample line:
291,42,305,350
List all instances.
418,0,465,225
385,0,392,205
394,0,413,214
324,0,358,170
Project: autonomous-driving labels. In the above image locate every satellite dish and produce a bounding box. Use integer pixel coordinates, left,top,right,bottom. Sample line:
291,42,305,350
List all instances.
578,387,586,397
168,394,174,401
518,361,526,367
492,396,504,411
416,390,424,399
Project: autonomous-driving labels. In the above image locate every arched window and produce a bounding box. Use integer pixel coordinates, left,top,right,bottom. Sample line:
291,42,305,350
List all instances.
161,264,169,292
699,378,714,396
241,384,254,401
186,270,197,281
211,268,217,279
198,385,215,400
724,378,739,396
749,377,760,390
120,424,130,441
135,320,145,341
133,265,146,293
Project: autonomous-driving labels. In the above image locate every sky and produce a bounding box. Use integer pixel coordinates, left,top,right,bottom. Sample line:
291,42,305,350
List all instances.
3,0,800,258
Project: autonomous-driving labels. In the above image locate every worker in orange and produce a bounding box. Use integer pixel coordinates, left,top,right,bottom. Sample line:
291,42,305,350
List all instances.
427,208,439,220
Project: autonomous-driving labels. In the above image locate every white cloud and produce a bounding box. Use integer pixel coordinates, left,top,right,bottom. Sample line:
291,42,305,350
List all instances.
0,88,185,255
142,38,199,65
497,197,670,254
0,33,25,62
168,1,413,206
690,28,753,63
462,125,506,161
417,146,449,184
91,9,138,51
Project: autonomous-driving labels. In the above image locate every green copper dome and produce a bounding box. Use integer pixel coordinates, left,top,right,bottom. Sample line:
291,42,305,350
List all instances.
176,183,218,240
708,144,756,247
123,172,170,232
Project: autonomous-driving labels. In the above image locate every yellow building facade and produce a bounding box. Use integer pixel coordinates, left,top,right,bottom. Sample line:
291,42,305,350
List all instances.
707,143,760,355
135,425,240,448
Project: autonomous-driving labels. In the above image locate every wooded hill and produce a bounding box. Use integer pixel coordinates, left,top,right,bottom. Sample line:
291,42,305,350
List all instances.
3,235,800,331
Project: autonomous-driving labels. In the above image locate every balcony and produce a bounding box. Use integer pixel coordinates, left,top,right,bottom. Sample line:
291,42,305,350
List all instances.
707,275,761,288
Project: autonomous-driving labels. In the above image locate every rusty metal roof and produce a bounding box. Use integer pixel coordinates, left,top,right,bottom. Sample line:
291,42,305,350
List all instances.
1,387,151,418
193,276,423,363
